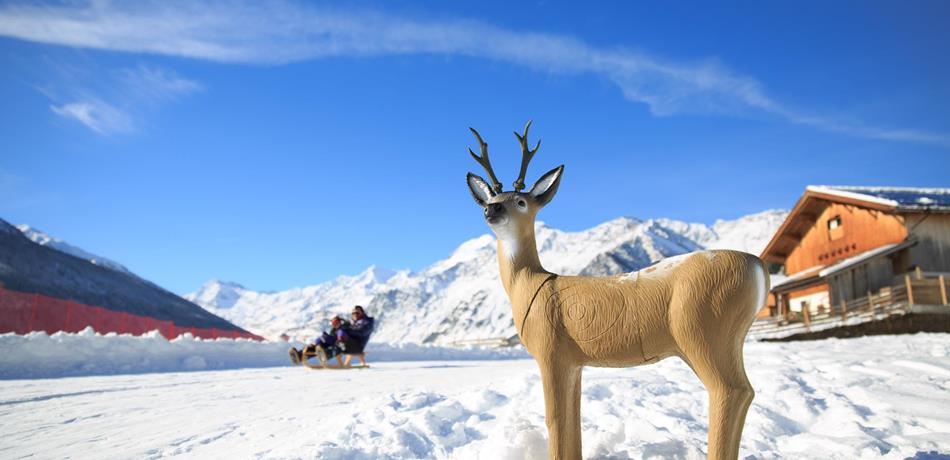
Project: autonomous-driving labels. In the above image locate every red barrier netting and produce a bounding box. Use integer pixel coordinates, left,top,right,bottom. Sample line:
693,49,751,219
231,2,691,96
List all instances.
93,306,126,334
123,314,153,336
63,300,98,333
32,296,69,334
0,288,36,334
0,287,262,341
194,327,215,340
158,320,178,340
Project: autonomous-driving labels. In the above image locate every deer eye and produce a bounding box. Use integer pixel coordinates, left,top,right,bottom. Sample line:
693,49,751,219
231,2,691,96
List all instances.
517,199,527,207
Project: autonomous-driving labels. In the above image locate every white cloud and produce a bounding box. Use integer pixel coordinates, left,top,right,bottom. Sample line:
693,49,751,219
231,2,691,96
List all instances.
50,99,133,134
1,1,947,146
119,65,202,103
35,64,200,134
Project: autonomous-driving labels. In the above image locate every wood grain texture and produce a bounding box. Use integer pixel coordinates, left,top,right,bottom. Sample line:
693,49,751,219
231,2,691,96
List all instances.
784,203,907,275
468,166,765,459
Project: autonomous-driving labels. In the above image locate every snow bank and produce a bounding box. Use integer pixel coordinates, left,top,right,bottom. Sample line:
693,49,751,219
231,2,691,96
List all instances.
0,328,288,379
362,342,528,362
0,329,527,379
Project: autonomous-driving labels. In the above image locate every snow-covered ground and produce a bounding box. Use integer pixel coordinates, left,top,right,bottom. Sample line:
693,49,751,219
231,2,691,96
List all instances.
2,333,949,459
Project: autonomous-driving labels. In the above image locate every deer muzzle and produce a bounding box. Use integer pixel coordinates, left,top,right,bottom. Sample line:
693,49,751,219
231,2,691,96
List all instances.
485,203,507,225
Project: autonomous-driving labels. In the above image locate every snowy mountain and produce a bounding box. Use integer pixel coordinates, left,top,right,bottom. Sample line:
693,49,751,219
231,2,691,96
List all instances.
14,224,135,276
186,210,788,344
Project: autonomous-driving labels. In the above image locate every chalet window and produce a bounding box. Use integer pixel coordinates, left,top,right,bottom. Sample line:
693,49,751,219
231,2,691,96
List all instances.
828,216,841,229
828,216,843,240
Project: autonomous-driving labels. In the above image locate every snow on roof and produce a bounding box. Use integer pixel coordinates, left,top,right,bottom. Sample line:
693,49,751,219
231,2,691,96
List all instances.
818,240,914,278
772,264,825,289
808,185,950,211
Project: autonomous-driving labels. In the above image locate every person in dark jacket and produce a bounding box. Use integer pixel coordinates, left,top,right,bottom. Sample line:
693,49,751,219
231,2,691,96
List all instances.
337,306,375,364
289,315,349,365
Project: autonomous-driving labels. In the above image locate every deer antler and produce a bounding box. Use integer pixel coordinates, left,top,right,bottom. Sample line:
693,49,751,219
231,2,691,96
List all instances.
468,127,503,193
512,120,541,192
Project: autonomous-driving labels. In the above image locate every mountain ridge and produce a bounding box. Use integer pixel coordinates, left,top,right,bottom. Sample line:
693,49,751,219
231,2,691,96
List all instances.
186,209,788,343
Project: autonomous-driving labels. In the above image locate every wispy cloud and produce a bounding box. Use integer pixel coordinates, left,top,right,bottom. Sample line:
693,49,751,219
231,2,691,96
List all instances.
38,64,200,135
50,99,133,134
0,1,947,146
119,65,202,104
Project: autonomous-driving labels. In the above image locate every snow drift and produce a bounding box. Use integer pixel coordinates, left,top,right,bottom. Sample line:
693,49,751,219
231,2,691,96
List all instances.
0,329,527,379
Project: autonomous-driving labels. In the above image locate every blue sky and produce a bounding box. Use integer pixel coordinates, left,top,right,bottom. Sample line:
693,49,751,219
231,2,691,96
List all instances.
1,1,949,295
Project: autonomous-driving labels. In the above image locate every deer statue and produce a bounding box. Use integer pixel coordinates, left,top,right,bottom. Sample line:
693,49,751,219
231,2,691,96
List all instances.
464,121,767,460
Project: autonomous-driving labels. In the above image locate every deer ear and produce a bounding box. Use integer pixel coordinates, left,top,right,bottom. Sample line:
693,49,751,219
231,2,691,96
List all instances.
467,173,494,207
529,165,564,207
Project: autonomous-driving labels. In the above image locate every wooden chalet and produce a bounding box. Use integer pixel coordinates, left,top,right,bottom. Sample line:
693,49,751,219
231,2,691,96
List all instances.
752,186,950,339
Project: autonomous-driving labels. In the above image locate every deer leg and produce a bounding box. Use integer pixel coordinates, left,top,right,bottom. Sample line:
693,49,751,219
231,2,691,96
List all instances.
680,348,754,460
538,361,583,460
708,380,753,460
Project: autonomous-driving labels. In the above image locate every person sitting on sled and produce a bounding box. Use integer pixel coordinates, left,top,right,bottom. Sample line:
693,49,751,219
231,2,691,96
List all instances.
289,315,349,365
336,306,375,366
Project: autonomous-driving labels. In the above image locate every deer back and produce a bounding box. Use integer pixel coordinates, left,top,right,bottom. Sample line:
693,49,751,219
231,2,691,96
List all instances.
519,250,764,368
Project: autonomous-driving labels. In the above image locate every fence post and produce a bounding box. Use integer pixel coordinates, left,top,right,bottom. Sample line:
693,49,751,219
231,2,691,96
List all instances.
940,275,948,306
915,266,923,280
867,291,874,314
840,299,847,321
802,305,811,330
905,274,914,306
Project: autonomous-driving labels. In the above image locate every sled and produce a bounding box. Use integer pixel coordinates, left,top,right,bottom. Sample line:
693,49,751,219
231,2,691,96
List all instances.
306,363,371,370
300,349,370,370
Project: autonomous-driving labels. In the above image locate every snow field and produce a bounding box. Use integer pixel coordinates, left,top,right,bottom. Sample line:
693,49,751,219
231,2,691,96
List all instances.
315,334,950,459
1,334,949,459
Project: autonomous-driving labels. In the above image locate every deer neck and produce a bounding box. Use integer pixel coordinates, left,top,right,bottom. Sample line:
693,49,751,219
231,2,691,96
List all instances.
495,225,551,313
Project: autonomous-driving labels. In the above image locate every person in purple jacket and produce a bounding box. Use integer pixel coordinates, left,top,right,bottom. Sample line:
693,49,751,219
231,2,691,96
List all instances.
289,315,349,365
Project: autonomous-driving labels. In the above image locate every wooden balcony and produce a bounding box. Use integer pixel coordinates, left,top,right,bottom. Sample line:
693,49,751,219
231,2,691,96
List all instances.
749,272,950,341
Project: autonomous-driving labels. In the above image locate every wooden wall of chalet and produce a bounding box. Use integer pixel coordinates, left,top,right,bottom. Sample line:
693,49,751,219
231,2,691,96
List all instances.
785,203,907,274
902,213,950,273
826,252,900,304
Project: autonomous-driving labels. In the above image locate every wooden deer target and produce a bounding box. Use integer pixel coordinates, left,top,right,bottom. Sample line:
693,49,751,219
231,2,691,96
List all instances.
464,121,767,460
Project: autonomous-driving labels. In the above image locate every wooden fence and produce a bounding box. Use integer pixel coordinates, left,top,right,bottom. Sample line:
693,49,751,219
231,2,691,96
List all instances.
749,272,949,340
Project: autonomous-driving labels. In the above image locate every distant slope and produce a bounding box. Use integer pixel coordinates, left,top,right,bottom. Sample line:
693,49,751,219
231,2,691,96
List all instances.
0,218,246,332
15,224,135,276
187,210,787,343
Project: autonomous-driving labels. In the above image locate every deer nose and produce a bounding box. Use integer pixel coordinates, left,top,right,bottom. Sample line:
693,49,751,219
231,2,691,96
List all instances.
486,203,504,217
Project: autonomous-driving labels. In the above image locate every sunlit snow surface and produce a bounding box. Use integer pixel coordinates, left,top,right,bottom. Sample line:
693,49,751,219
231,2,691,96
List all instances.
2,333,949,459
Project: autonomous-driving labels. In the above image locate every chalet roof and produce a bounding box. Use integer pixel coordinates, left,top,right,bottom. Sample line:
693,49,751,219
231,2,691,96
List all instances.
770,240,916,295
761,185,948,263
809,186,950,212
771,265,825,293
